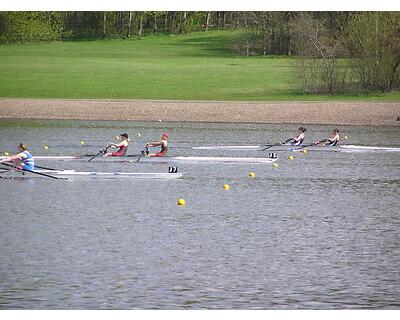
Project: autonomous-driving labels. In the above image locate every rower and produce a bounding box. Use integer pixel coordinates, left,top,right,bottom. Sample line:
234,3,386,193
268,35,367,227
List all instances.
104,133,130,157
0,143,35,171
144,132,169,157
316,128,340,146
285,127,307,146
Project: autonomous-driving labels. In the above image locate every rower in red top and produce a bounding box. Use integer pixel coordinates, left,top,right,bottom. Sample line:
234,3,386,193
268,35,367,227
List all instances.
145,132,169,157
104,133,130,157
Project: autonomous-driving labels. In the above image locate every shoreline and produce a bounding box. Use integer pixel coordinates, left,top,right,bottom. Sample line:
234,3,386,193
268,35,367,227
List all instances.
0,98,399,126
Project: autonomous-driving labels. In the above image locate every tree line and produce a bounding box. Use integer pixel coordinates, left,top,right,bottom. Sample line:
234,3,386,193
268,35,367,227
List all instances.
0,12,239,42
0,11,399,95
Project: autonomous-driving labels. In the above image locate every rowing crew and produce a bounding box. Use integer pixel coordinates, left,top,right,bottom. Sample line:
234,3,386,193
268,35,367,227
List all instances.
282,127,340,147
102,132,169,158
0,132,169,170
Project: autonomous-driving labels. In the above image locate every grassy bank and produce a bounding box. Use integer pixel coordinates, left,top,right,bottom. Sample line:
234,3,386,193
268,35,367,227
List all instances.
0,30,399,101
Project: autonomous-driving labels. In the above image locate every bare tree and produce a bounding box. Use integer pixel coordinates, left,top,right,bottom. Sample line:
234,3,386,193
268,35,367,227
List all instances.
290,13,347,94
127,11,133,38
138,12,143,36
102,12,107,38
164,12,168,32
205,12,211,31
347,12,400,92
153,12,158,33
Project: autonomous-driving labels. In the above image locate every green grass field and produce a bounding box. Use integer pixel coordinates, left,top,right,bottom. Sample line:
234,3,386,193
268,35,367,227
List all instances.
0,30,399,101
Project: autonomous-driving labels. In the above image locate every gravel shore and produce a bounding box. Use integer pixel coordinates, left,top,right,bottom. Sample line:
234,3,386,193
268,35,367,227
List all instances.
0,98,399,126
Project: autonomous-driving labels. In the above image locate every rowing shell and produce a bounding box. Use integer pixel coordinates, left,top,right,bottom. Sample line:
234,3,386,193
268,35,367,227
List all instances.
192,144,400,152
2,156,278,163
0,169,184,179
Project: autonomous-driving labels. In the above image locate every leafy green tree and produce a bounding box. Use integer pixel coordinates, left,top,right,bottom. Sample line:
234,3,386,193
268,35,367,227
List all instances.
0,12,63,43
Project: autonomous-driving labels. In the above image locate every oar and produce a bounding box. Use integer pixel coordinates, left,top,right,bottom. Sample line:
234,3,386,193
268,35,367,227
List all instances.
261,138,293,151
291,140,327,151
303,139,328,148
126,153,147,158
135,147,149,163
88,145,110,162
34,164,58,170
0,162,65,180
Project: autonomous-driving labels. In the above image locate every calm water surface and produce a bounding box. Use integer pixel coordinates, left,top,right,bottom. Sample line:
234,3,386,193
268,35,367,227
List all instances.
0,120,399,309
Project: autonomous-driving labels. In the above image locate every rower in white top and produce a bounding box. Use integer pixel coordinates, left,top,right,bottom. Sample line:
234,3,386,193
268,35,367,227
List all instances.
315,128,340,146
287,127,307,146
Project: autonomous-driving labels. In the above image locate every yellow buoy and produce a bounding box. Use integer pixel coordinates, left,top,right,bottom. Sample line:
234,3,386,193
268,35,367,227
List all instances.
301,149,308,154
115,136,120,140
288,155,295,160
344,135,348,140
80,140,85,145
223,184,230,190
44,145,49,150
249,172,255,178
4,151,10,156
272,163,279,168
137,133,141,137
177,198,186,206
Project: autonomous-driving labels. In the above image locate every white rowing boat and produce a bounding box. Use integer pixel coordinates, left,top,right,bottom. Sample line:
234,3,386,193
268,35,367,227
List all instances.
192,144,400,152
0,169,184,179
154,156,277,163
193,145,262,150
1,155,278,163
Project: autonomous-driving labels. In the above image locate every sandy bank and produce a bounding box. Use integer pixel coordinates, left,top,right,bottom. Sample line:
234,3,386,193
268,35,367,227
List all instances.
0,98,399,126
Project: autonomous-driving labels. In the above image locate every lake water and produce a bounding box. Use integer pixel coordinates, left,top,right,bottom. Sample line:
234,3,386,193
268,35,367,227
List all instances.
0,119,399,309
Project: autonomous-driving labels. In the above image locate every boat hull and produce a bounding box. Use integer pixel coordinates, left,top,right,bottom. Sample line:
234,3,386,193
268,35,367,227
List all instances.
1,156,278,163
0,169,184,179
192,144,400,152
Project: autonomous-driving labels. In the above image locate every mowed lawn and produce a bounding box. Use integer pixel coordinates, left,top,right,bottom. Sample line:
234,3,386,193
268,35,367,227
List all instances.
0,30,399,101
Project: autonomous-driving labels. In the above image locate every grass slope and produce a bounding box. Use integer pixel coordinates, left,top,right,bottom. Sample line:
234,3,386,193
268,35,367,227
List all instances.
0,30,399,101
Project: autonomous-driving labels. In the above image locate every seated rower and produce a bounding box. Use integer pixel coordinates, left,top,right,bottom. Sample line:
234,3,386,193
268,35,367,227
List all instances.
144,132,169,157
285,127,307,146
315,128,340,146
0,143,35,171
104,133,130,157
